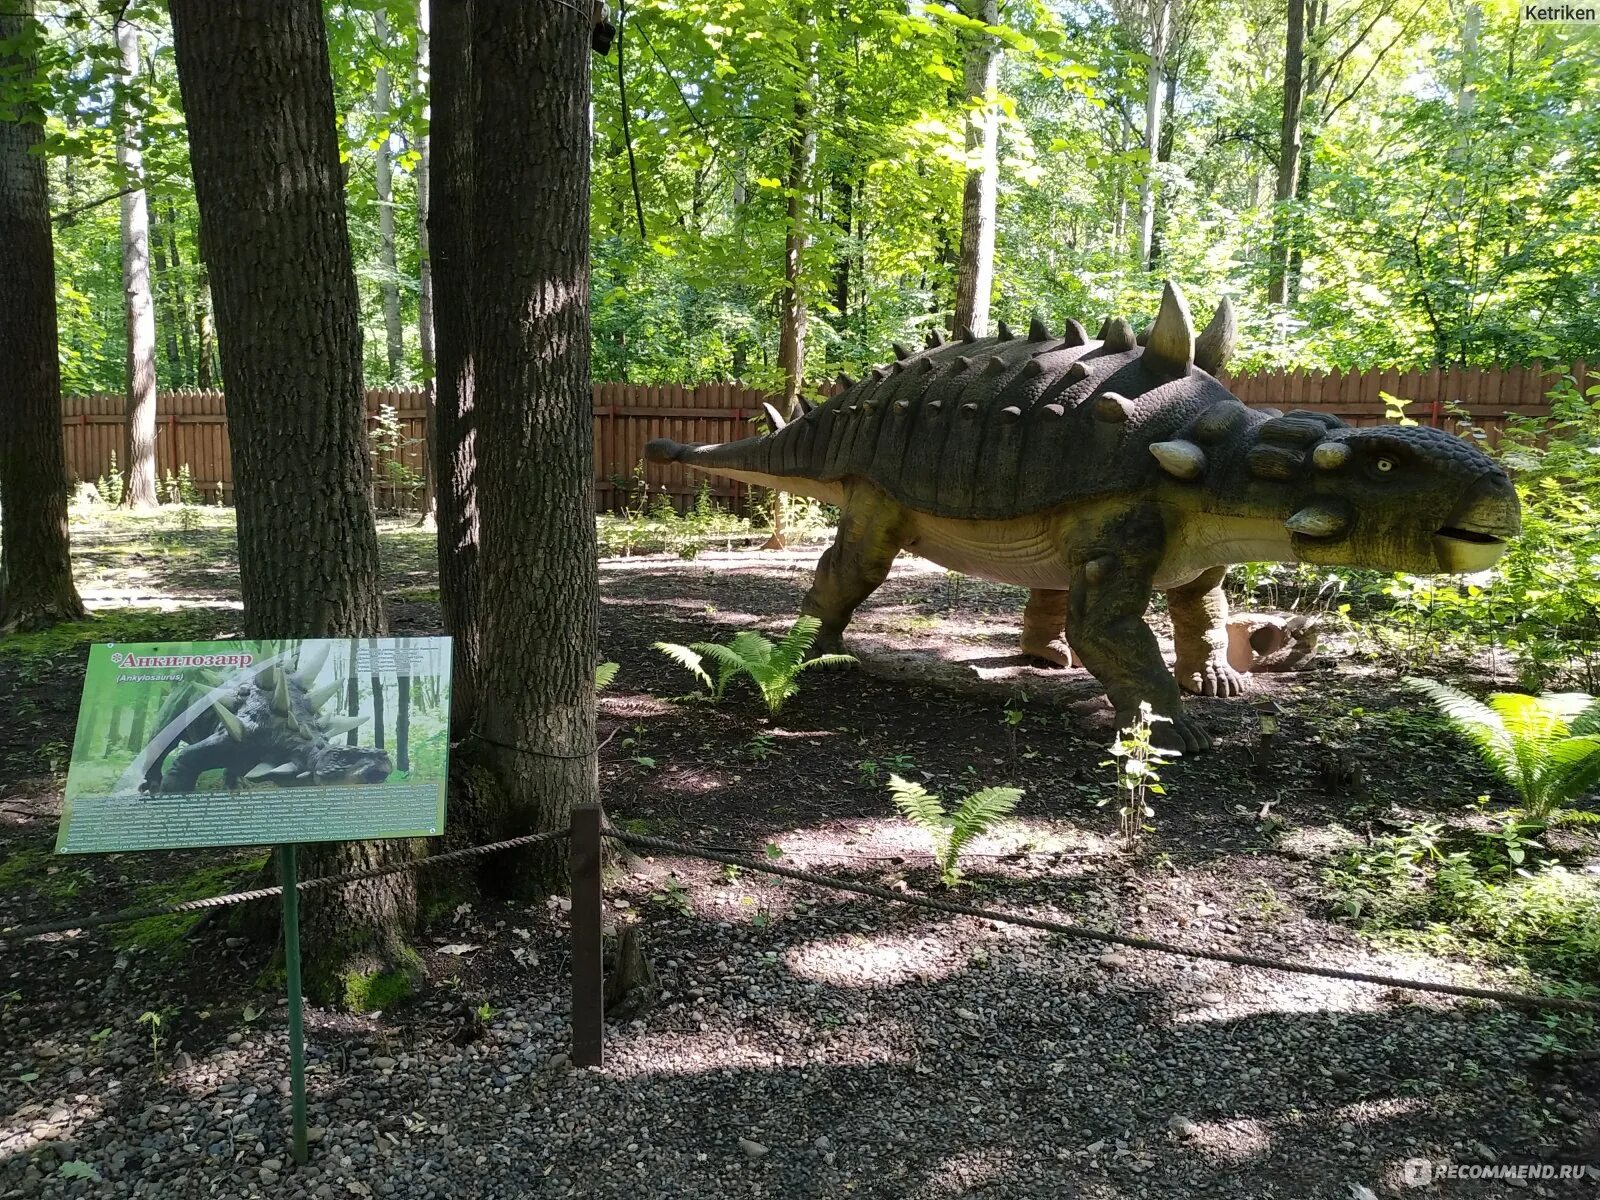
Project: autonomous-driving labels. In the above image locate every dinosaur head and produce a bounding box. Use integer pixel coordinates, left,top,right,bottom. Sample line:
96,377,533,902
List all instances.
313,743,395,784
1154,402,1520,575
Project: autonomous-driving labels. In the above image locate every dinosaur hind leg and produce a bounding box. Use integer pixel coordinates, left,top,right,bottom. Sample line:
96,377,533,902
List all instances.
1019,587,1074,668
800,486,907,657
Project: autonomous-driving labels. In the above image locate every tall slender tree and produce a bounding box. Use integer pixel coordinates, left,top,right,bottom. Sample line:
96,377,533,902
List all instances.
952,0,1000,338
374,9,404,381
0,0,87,634
168,0,417,1002
414,0,438,526
116,15,159,510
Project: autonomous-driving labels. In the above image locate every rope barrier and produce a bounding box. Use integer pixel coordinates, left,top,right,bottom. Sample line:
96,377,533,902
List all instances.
608,830,1600,1016
0,829,570,942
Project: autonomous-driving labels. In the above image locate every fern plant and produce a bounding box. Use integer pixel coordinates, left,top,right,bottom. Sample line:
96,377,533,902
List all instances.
654,615,855,714
888,773,1021,886
1406,678,1600,823
594,662,620,692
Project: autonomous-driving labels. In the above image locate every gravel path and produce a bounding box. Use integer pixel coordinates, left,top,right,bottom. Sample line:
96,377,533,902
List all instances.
5,850,1597,1200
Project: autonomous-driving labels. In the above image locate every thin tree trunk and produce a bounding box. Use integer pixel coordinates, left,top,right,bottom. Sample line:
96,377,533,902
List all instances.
768,32,817,551
1136,0,1170,272
0,0,87,633
375,10,404,381
368,636,387,750
117,17,159,511
396,637,411,773
195,266,216,389
1267,0,1306,305
450,0,599,888
415,0,437,527
346,636,361,747
952,0,1000,337
169,0,413,1006
1147,66,1179,269
166,200,195,383
150,201,183,380
430,0,481,734
125,685,154,752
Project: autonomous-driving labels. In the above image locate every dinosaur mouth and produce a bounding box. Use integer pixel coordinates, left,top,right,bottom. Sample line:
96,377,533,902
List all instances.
1435,526,1505,546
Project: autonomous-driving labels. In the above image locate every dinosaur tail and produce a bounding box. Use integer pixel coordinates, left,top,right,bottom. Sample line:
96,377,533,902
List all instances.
644,434,774,472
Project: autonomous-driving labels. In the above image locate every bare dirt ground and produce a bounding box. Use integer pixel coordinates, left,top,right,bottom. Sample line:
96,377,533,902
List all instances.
1,508,1596,1199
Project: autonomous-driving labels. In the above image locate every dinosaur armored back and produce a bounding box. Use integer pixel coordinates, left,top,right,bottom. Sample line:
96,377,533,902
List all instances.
648,282,1520,750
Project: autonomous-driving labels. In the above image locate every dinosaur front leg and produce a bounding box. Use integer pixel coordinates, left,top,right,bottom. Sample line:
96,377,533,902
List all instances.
800,486,907,656
1064,515,1210,753
1167,566,1245,698
1019,588,1074,668
160,731,239,793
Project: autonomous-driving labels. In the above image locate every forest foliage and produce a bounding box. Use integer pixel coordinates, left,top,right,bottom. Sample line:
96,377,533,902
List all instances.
11,0,1598,398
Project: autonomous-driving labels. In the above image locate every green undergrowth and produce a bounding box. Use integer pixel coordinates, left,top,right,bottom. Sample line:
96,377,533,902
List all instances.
342,961,421,1014
114,854,269,958
1322,817,1600,988
0,606,235,666
0,847,97,905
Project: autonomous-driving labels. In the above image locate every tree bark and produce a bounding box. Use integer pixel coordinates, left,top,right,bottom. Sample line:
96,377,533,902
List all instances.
150,201,183,381
952,0,1000,337
396,637,412,773
375,10,405,381
768,28,817,550
415,0,437,527
168,0,414,1005
0,0,87,634
195,266,216,389
1136,0,1170,272
430,0,481,733
450,0,599,888
166,200,196,383
1267,0,1306,305
117,17,160,511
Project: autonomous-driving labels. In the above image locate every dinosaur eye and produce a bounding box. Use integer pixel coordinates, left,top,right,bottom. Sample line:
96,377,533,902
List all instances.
1375,458,1395,473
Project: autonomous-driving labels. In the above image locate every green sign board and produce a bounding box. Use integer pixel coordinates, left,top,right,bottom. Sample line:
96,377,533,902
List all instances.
58,637,452,854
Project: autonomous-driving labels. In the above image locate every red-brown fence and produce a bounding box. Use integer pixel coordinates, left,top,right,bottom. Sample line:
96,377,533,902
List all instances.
62,362,1584,514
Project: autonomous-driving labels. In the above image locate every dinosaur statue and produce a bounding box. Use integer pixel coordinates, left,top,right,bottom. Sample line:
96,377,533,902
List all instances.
143,645,392,793
645,282,1521,750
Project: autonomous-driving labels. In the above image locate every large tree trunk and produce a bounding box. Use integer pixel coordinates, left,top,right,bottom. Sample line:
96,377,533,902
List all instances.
952,0,999,338
415,0,437,528
0,0,87,634
117,17,160,511
449,0,599,888
1136,0,1170,272
168,0,416,1005
375,10,405,381
430,0,481,733
1267,0,1306,305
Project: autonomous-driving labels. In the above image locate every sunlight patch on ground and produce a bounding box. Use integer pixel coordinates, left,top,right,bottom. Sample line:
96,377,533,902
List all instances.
1185,1116,1274,1164
914,1148,1009,1196
604,1021,914,1079
785,929,969,989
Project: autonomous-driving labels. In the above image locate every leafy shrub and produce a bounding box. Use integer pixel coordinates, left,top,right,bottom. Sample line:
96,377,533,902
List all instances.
887,773,1021,886
654,615,854,714
1406,678,1600,822
1100,702,1178,851
94,450,124,506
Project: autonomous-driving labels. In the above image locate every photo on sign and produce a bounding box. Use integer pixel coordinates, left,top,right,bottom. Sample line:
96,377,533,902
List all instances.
58,637,451,854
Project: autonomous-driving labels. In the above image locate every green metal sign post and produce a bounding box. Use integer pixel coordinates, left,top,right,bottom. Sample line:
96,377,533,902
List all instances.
280,844,310,1166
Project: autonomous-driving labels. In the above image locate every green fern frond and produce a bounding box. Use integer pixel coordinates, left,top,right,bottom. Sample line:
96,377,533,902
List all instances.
888,773,947,835
692,642,753,700
771,615,822,672
594,662,620,692
945,786,1022,863
1406,677,1521,795
795,653,858,672
1544,735,1600,814
728,630,776,669
654,642,712,692
1559,693,1600,737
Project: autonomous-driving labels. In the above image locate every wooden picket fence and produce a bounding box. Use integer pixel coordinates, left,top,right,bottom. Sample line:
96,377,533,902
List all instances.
62,361,1583,514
